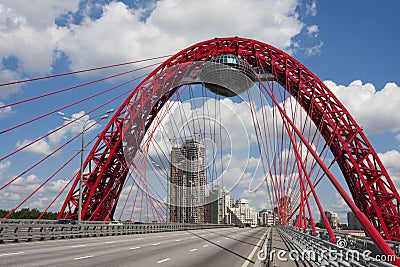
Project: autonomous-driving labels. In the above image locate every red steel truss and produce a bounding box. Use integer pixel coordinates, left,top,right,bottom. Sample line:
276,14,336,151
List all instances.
58,37,400,247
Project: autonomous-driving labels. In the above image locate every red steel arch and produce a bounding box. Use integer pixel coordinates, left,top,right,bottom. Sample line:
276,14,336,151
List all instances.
59,37,400,243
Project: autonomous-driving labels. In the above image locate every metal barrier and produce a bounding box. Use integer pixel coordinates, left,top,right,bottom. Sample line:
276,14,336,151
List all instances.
276,226,397,267
0,222,232,243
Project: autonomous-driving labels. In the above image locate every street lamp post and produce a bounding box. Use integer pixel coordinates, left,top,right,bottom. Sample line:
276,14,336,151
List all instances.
57,109,114,224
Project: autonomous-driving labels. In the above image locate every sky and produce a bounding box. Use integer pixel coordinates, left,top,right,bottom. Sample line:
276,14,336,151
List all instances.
0,0,400,223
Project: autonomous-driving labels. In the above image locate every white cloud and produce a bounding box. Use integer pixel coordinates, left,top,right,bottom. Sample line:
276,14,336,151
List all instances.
324,80,400,135
0,102,12,118
307,24,319,36
305,0,317,17
378,150,400,190
0,0,307,84
0,3,72,75
16,111,98,155
0,191,20,201
46,179,69,192
0,1,80,28
0,160,11,176
304,41,322,56
16,139,53,155
0,68,22,98
59,0,304,71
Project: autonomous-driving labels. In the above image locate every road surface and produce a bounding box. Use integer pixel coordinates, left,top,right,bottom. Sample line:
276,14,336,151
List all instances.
0,227,266,267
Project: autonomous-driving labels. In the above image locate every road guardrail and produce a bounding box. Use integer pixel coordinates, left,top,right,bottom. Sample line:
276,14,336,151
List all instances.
0,222,233,243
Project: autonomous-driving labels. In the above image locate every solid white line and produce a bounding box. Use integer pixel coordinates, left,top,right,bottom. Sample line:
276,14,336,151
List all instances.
129,247,141,250
203,245,209,247
152,243,161,246
189,249,197,252
157,258,170,263
241,229,268,267
74,255,94,260
71,245,86,248
0,252,24,257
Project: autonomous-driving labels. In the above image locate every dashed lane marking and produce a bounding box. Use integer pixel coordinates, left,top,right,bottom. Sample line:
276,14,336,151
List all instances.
71,245,86,248
74,255,94,260
157,258,170,263
0,252,24,257
129,247,141,250
189,249,197,252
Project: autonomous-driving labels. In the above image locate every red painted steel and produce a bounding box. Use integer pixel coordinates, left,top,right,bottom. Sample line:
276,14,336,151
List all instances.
59,37,400,247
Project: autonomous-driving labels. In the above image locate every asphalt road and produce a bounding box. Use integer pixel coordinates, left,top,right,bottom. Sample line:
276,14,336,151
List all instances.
0,227,267,267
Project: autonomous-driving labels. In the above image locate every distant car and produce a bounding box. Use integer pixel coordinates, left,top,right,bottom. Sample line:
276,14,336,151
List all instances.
55,219,75,225
239,224,245,228
109,221,123,225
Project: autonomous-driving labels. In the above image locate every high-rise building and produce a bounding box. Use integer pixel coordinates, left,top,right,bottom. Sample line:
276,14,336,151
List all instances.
320,211,339,229
204,186,231,224
229,199,258,226
259,209,274,226
347,212,363,230
169,139,206,223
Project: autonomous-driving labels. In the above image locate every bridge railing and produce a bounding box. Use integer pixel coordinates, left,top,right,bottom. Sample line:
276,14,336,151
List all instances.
318,229,400,257
277,226,397,267
0,222,233,243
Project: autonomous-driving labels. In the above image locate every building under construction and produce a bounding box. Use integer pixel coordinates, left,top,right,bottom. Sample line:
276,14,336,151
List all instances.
169,139,206,223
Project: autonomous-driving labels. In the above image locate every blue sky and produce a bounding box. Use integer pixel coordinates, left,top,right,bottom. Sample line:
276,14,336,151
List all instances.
0,0,399,223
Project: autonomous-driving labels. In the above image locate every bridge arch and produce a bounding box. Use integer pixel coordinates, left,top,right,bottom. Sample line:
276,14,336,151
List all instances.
59,37,400,252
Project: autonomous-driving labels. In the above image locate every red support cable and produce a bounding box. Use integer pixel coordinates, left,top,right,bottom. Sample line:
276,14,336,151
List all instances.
0,55,171,88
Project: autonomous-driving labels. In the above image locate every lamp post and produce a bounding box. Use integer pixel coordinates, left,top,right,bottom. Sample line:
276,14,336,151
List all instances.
57,109,114,224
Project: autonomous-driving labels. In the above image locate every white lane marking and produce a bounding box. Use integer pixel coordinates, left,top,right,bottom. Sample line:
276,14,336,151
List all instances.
157,235,164,237
175,239,181,241
191,236,196,239
0,252,24,257
241,229,268,267
203,245,209,247
71,245,87,248
157,258,170,263
225,237,230,240
189,249,197,252
134,238,144,240
104,241,116,244
129,247,141,250
74,255,94,260
152,243,161,246
216,240,220,243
